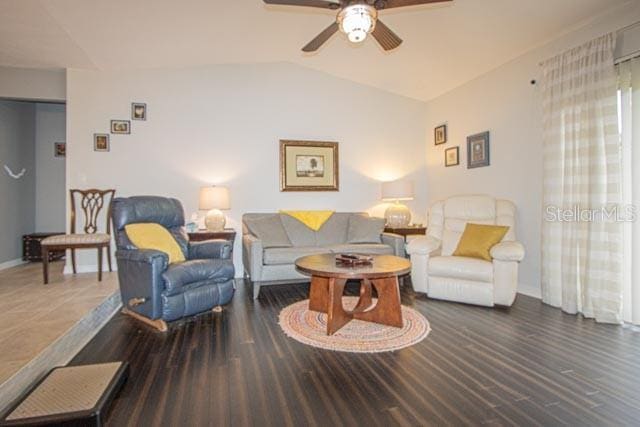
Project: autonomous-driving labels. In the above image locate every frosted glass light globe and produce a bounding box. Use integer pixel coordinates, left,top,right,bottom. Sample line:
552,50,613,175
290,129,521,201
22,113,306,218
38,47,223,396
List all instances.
348,29,367,43
338,4,376,44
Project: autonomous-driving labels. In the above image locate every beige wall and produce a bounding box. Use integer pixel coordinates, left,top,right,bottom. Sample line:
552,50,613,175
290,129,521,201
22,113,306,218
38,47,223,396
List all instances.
0,67,65,102
423,2,640,297
66,62,429,274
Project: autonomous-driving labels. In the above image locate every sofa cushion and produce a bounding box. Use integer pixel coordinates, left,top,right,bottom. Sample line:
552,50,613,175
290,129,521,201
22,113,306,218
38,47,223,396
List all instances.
244,215,292,248
428,256,493,283
316,213,350,246
280,214,317,246
328,244,393,256
263,246,331,265
162,259,235,295
347,214,384,244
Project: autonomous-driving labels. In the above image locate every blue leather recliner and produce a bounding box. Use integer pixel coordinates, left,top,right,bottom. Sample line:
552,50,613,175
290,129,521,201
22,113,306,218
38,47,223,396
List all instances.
111,196,235,331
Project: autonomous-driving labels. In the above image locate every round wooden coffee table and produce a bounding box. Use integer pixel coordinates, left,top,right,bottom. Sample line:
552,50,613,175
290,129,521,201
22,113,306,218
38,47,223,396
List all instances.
295,254,411,335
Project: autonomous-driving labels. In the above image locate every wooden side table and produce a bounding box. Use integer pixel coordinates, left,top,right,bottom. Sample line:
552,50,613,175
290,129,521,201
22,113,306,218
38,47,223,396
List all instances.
384,226,426,242
187,229,236,244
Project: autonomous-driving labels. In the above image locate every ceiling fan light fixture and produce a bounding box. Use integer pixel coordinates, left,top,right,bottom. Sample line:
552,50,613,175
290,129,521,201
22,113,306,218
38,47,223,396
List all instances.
338,4,377,44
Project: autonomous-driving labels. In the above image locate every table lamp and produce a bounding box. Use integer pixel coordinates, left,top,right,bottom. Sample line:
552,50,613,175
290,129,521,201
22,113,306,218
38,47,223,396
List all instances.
381,180,414,228
199,186,230,231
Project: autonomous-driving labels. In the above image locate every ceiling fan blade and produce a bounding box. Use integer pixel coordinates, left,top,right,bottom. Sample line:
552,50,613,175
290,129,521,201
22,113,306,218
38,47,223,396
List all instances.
371,20,402,51
263,0,342,9
373,0,452,9
302,22,339,52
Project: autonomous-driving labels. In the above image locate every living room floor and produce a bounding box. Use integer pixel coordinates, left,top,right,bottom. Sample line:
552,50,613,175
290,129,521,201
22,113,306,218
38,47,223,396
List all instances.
72,280,640,426
0,261,117,386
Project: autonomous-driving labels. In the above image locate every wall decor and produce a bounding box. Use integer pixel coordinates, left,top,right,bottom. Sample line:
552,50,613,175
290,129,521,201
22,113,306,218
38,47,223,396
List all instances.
280,140,339,192
54,142,66,157
110,120,130,134
467,131,490,168
94,134,110,152
444,146,459,167
131,102,147,121
3,164,26,179
434,124,447,145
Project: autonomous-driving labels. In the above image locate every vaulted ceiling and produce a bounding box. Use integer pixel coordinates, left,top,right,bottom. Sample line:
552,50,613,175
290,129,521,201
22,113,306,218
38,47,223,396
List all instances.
0,0,631,101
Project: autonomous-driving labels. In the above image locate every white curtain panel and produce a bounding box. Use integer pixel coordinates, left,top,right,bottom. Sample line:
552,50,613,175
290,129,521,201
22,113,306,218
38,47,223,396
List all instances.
541,33,623,323
619,56,640,325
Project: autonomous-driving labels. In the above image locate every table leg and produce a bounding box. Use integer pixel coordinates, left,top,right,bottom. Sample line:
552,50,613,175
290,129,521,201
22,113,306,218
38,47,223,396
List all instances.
42,247,49,285
326,278,349,335
353,276,403,328
309,276,330,313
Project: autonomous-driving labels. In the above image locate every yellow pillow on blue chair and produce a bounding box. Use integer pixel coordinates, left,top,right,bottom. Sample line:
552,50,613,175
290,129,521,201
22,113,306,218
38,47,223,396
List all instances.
125,223,185,264
453,223,509,261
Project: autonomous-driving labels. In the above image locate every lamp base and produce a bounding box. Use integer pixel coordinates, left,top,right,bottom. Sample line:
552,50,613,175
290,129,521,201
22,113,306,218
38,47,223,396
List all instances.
385,203,411,228
205,209,226,232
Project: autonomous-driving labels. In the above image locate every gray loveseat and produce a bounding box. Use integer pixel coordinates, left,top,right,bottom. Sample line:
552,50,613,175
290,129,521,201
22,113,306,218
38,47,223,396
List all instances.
242,212,404,299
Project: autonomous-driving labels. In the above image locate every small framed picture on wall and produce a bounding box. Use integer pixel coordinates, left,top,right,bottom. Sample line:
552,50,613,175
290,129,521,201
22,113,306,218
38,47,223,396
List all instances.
434,124,447,145
94,134,110,152
445,146,459,167
111,120,131,134
131,102,147,121
467,131,490,168
54,142,66,158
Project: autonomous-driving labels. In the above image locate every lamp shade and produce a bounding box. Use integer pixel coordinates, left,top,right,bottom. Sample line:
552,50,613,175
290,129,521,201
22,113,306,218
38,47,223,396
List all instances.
381,180,414,202
199,186,230,210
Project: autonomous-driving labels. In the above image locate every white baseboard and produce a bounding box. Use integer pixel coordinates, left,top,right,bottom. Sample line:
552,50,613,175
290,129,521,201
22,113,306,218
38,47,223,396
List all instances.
518,283,541,299
0,258,27,271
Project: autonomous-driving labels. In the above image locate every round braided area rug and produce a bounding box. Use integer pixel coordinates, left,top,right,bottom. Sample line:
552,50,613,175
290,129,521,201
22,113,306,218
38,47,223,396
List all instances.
279,297,431,353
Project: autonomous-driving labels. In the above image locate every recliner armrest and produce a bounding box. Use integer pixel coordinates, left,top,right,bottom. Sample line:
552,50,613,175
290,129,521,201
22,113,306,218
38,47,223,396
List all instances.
188,239,232,260
115,249,168,320
116,249,169,268
406,236,441,256
490,241,525,262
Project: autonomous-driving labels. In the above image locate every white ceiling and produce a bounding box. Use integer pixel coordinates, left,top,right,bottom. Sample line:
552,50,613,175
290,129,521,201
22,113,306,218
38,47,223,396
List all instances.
0,0,631,101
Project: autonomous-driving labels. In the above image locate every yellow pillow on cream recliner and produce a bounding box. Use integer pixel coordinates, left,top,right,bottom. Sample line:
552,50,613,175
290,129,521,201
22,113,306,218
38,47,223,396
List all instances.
453,223,509,261
125,223,185,264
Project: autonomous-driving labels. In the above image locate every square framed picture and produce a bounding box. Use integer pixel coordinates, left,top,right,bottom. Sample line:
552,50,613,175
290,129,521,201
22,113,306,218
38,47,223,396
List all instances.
445,146,459,167
131,102,147,121
54,142,66,158
467,131,490,168
110,120,130,134
434,124,447,145
280,140,339,191
94,134,110,152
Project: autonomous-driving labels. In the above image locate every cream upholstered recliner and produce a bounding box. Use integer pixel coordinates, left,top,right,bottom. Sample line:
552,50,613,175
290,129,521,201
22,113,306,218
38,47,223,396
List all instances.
406,195,525,307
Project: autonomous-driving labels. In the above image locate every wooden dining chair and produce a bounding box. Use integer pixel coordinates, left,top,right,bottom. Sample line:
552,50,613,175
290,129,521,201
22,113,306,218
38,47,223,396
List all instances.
41,189,116,284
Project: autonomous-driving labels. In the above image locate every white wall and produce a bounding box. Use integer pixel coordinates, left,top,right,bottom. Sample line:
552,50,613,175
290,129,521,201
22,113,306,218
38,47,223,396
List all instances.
0,67,66,102
423,2,640,298
66,62,428,274
0,101,35,265
35,103,66,232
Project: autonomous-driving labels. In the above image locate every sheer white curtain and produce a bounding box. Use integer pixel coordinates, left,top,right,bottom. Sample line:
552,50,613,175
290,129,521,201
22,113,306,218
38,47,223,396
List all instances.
619,56,640,324
541,33,623,323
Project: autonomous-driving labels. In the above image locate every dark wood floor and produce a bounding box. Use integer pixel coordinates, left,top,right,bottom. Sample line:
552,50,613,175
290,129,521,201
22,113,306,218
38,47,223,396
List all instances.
71,279,640,426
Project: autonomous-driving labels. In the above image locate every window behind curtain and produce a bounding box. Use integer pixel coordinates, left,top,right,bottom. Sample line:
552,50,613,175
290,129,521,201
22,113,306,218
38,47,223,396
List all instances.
618,57,640,324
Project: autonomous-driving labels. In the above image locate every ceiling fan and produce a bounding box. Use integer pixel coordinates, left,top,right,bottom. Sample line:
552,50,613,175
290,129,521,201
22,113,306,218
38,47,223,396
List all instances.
263,0,452,52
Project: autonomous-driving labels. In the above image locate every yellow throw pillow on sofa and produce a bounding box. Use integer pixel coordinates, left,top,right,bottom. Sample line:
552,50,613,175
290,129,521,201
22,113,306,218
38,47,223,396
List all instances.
453,223,509,261
125,223,185,264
